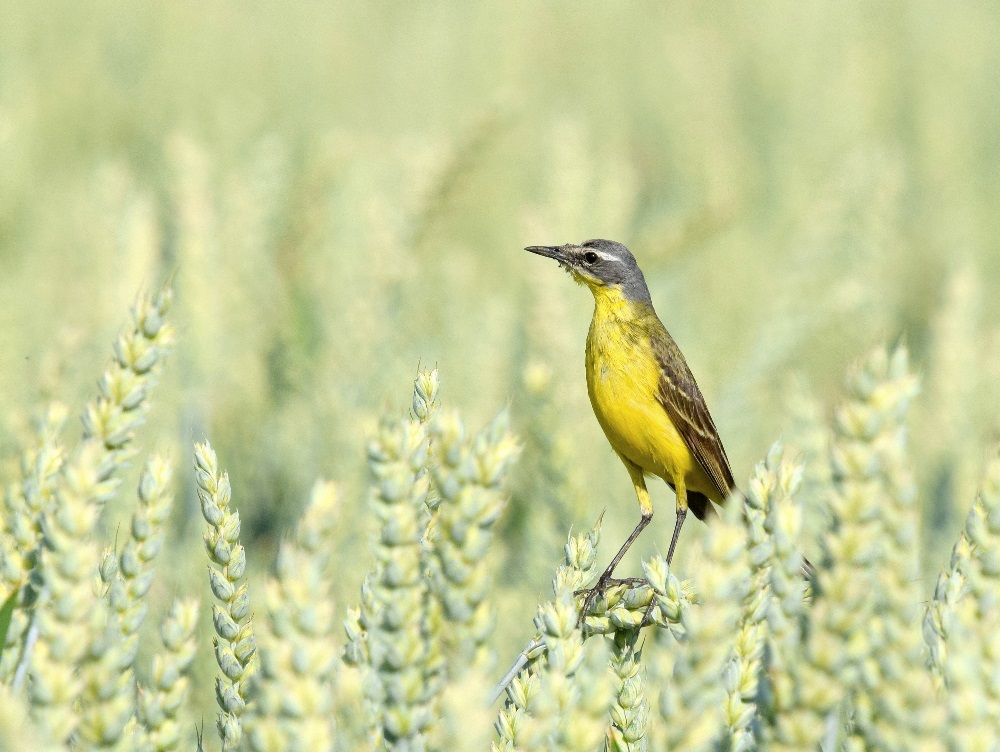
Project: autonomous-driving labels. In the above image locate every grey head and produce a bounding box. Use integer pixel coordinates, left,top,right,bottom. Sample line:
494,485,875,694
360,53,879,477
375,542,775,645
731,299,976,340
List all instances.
524,238,652,304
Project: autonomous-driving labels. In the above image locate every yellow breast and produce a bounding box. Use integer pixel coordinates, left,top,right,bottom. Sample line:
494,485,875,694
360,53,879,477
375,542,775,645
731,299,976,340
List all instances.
585,287,694,485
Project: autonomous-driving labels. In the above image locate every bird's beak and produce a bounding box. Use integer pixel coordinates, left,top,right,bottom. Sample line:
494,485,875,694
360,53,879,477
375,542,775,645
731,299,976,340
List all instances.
524,245,566,261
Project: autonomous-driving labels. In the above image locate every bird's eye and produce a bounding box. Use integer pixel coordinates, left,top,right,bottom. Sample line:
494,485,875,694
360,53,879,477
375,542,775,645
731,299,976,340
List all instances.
583,251,599,265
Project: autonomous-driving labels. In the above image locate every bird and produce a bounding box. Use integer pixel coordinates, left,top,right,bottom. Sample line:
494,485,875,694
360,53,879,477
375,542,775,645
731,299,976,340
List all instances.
524,239,736,622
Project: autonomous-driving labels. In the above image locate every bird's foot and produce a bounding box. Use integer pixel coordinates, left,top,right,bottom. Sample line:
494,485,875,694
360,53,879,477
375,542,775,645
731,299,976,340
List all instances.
574,572,613,627
574,576,645,626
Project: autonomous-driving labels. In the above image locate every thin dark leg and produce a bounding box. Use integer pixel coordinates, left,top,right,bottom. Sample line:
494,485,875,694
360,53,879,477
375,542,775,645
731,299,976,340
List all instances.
599,513,653,582
665,507,687,566
576,512,652,625
642,506,688,627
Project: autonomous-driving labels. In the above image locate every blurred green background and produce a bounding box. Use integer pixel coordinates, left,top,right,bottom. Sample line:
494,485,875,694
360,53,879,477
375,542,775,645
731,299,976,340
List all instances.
2,0,999,692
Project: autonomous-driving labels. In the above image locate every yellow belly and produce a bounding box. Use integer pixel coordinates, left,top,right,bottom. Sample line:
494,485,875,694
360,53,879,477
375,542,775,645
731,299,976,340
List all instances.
585,292,715,497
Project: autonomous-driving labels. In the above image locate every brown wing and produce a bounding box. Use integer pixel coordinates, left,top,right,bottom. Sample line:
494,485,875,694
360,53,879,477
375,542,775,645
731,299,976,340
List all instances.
651,330,735,516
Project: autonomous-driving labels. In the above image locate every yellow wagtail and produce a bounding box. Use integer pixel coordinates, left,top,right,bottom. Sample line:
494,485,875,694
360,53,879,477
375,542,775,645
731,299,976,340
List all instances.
525,239,735,619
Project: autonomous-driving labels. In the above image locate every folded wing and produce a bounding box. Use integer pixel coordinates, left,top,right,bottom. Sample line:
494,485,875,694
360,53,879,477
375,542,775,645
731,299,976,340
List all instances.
652,331,736,518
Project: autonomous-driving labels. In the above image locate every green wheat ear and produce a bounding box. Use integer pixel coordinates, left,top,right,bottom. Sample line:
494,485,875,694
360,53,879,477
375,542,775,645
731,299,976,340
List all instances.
428,408,520,669
248,479,341,752
194,441,256,752
512,556,610,752
606,629,648,752
493,519,693,752
0,402,68,686
74,455,176,749
136,598,200,752
926,455,1000,746
22,288,173,745
344,369,441,750
650,495,746,752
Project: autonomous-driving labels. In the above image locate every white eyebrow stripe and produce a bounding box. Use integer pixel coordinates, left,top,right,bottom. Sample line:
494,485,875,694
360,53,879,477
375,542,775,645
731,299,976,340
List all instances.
593,250,623,263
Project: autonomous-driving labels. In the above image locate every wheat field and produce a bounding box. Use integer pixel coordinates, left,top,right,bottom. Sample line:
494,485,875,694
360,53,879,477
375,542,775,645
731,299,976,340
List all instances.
1,2,1000,750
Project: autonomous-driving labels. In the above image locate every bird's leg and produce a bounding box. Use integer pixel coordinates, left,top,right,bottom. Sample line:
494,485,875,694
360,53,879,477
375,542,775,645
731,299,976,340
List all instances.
643,480,688,627
576,510,652,626
665,506,687,566
576,463,653,626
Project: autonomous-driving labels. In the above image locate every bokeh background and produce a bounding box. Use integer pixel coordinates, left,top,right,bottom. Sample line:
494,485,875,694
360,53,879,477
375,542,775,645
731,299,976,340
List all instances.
2,1,999,742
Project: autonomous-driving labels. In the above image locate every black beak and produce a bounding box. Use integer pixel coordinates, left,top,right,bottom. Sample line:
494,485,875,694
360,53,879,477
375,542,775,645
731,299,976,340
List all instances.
524,245,566,261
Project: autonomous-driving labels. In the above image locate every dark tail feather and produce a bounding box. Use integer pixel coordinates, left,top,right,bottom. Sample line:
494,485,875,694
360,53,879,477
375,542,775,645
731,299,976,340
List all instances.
688,491,716,521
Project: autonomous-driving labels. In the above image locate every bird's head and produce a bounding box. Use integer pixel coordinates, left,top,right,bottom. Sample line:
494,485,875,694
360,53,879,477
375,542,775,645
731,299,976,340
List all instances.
524,239,652,304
